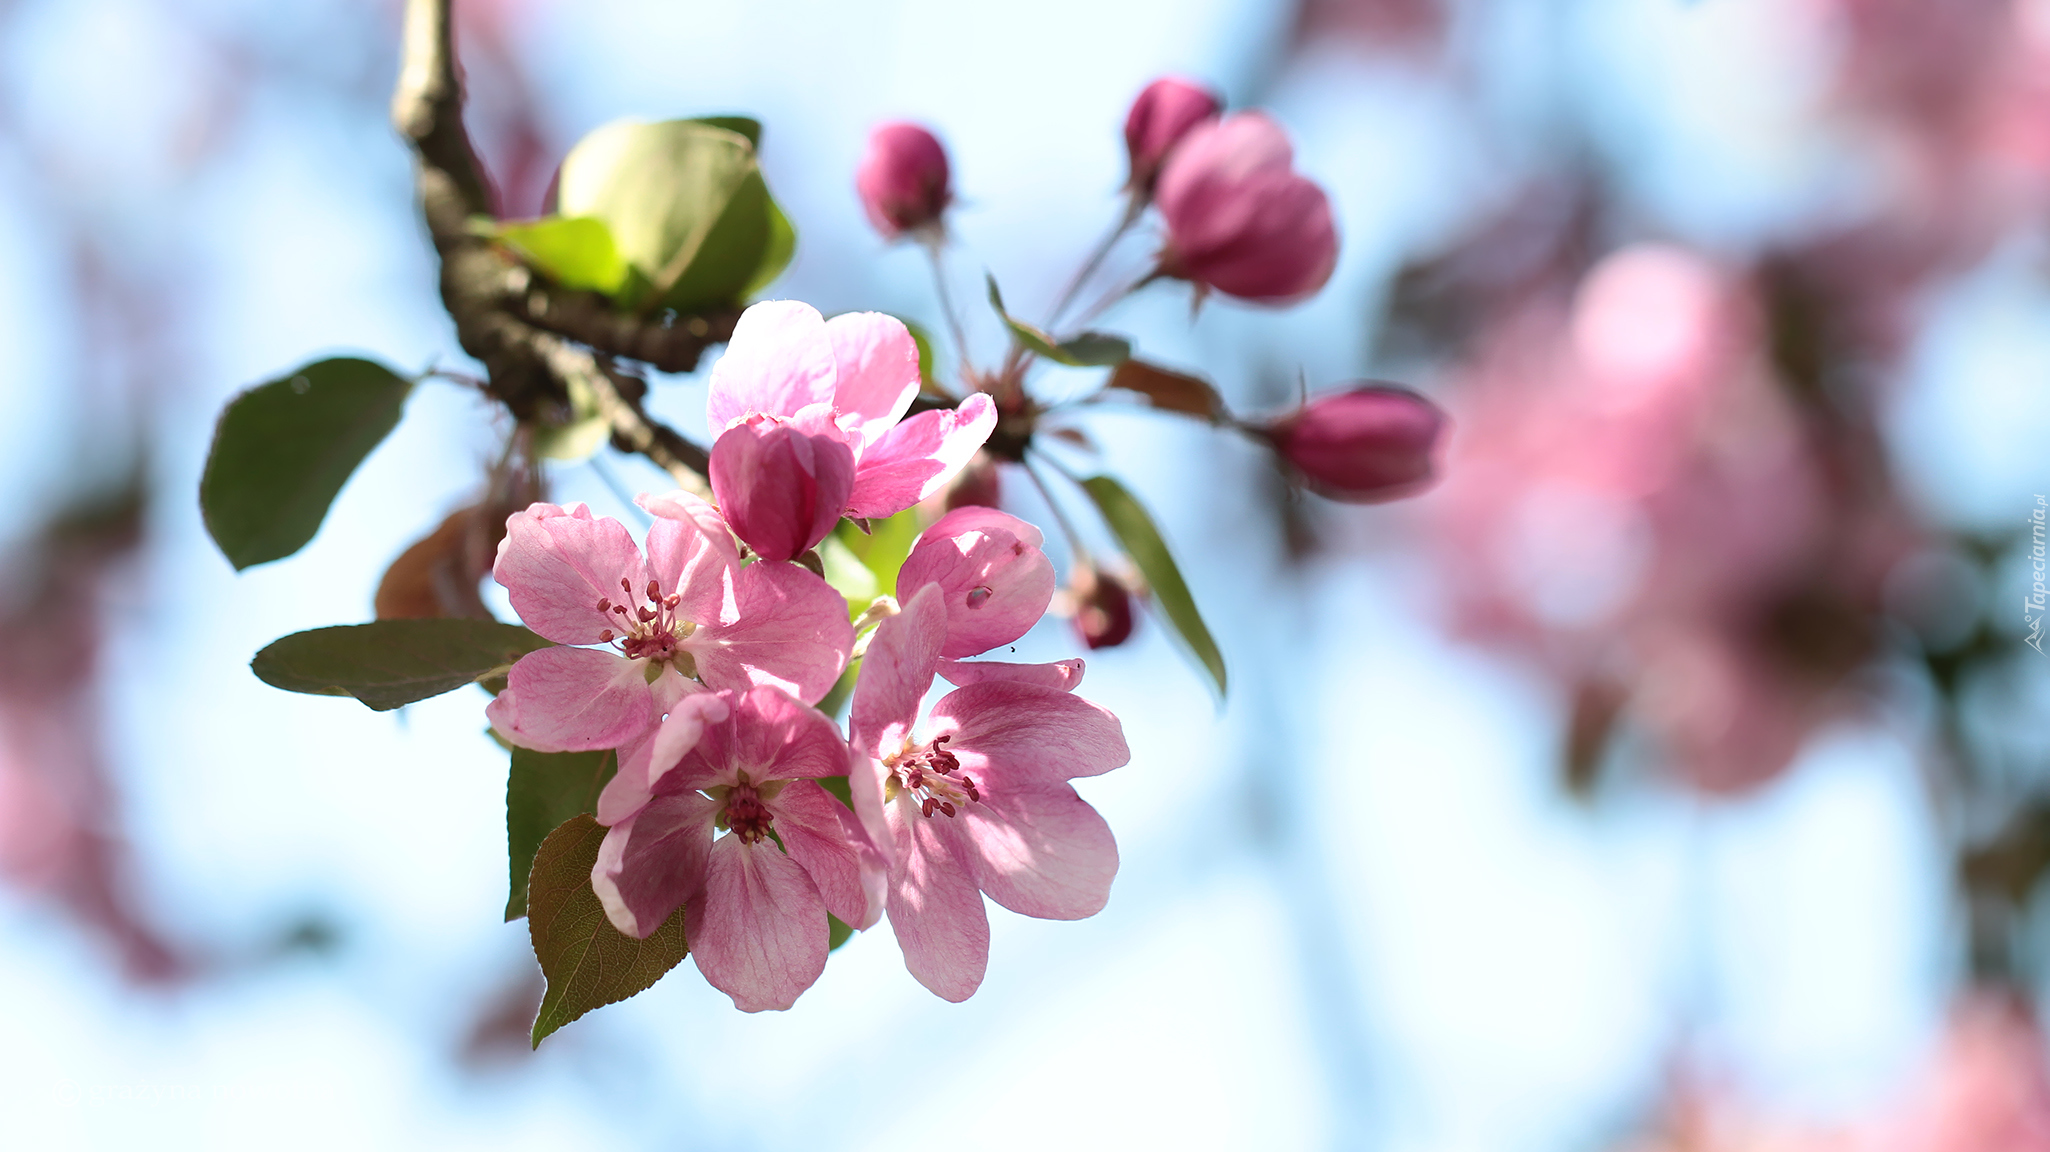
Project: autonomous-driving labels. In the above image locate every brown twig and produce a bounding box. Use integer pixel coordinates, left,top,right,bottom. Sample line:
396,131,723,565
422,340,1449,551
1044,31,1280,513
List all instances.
390,0,715,488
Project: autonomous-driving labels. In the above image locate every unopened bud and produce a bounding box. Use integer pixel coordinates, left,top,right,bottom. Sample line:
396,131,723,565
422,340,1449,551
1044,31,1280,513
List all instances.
856,122,952,241
709,418,856,561
1260,385,1446,503
1070,566,1136,650
1156,112,1337,304
1123,77,1221,199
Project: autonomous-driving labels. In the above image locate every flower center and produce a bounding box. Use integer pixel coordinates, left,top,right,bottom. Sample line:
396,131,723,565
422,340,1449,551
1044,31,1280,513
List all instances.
716,777,776,844
888,735,980,820
595,577,695,665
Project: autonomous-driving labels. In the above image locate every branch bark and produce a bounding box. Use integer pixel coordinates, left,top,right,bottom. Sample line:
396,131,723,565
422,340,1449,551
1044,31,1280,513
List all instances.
390,0,716,491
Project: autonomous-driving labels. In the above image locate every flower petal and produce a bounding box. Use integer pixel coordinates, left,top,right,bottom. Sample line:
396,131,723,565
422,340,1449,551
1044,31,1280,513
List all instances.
843,393,997,520
897,508,1055,658
485,646,651,753
885,799,989,1002
710,420,857,562
688,686,851,785
688,836,829,1012
686,561,853,705
770,779,884,929
494,503,647,644
937,658,1085,692
706,300,836,430
825,311,921,449
932,680,1130,782
848,583,947,760
638,490,740,623
592,789,719,938
596,690,731,825
958,780,1118,920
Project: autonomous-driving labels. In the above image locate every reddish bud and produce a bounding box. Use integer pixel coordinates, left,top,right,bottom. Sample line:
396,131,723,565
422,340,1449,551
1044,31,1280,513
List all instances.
1123,77,1222,198
1156,112,1338,304
1261,385,1446,503
1070,566,1136,650
709,419,857,561
856,122,952,240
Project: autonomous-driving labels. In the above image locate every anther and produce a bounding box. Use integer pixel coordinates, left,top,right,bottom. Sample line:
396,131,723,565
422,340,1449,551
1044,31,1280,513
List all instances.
646,579,661,601
599,629,614,642
638,607,656,622
596,597,612,612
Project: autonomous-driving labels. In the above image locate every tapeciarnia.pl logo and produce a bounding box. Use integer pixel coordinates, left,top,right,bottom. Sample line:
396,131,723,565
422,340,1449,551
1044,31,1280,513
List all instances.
2028,495,2046,655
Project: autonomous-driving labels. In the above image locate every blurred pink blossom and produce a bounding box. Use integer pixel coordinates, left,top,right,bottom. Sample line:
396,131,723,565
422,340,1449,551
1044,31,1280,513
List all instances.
1123,77,1221,198
856,122,952,240
1155,111,1339,304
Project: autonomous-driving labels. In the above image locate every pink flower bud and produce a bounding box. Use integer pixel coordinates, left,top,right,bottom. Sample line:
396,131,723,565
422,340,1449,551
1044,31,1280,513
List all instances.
1071,566,1135,650
856,122,951,240
1155,112,1338,304
1261,385,1446,503
1123,77,1222,198
709,418,856,561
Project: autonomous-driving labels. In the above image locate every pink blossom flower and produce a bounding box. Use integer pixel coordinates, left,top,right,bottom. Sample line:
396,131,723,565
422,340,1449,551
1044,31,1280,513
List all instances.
1155,111,1338,304
706,301,996,559
1257,384,1447,503
485,494,853,753
856,122,952,240
895,506,1056,660
847,584,1127,1001
1123,77,1222,197
590,686,882,1013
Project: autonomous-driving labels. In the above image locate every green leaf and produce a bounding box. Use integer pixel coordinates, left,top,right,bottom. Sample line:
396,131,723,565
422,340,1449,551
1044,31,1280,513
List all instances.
1104,360,1226,423
251,619,552,711
686,115,762,147
984,276,1130,367
488,216,629,295
506,748,618,920
200,357,412,570
827,914,854,951
832,510,922,600
555,118,793,312
528,815,689,1047
1078,475,1227,697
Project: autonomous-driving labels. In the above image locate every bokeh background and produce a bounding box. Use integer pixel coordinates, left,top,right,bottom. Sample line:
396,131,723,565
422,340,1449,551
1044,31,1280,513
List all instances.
1,0,2047,1148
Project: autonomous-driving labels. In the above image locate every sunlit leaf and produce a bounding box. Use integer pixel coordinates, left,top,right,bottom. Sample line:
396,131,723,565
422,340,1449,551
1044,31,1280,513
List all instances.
506,748,618,920
527,816,689,1047
985,276,1131,367
251,619,551,711
488,216,629,295
1078,475,1226,697
200,357,411,570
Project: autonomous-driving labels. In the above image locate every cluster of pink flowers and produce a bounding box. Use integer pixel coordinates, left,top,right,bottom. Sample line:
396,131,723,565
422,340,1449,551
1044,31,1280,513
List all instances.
487,301,1127,1010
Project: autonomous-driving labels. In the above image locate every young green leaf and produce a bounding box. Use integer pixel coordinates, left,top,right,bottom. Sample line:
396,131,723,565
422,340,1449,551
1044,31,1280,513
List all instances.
251,619,552,711
200,357,412,570
983,275,1130,366
1078,475,1227,696
488,216,629,295
506,748,618,920
1105,360,1225,422
528,815,689,1047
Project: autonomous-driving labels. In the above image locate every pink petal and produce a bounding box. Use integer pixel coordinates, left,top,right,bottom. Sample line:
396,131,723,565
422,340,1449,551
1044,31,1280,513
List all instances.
706,300,836,430
494,503,648,644
769,779,884,929
884,799,989,1002
687,686,851,786
843,393,997,520
958,780,1118,920
596,690,731,825
918,505,1044,550
637,490,740,623
485,646,652,753
932,680,1130,782
846,741,896,874
937,658,1086,692
825,312,921,449
688,835,830,1012
591,789,720,938
710,420,857,562
686,561,853,705
897,509,1055,658
847,584,947,760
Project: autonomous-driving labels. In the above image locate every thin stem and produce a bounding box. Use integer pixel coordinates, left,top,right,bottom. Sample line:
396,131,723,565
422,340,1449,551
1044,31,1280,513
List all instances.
924,239,974,373
1046,197,1143,331
1022,450,1092,568
1070,265,1164,331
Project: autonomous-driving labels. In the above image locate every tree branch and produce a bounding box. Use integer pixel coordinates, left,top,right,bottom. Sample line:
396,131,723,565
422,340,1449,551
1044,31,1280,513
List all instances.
391,0,716,485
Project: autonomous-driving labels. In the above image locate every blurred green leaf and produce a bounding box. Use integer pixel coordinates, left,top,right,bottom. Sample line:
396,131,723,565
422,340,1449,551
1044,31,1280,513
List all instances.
985,276,1130,367
528,815,688,1047
251,620,551,711
488,216,628,295
820,534,880,611
1078,475,1226,697
556,118,794,312
686,115,762,147
200,357,411,570
506,748,618,920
